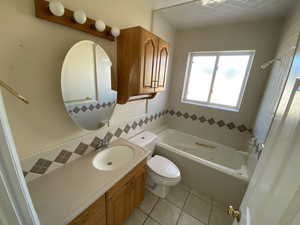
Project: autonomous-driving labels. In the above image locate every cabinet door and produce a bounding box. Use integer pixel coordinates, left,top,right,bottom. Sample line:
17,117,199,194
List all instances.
155,39,169,92
106,182,133,225
133,167,146,208
140,32,158,94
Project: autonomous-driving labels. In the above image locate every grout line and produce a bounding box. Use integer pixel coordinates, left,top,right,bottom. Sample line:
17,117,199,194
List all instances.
175,188,191,225
207,199,214,225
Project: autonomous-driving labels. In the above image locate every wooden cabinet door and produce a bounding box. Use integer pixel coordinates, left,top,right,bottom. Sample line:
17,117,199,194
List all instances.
69,195,106,225
133,167,146,208
155,39,169,92
106,182,133,225
140,31,158,94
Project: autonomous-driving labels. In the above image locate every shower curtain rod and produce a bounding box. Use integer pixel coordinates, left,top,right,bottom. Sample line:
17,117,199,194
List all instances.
0,80,29,104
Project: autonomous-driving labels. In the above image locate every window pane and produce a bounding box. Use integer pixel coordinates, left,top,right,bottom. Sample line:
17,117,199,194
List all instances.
186,55,216,102
210,55,250,107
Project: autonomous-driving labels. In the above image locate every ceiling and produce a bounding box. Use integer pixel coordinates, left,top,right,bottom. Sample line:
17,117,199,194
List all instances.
151,0,295,29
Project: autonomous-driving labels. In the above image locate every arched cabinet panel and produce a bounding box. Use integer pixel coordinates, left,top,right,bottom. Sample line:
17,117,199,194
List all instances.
116,26,170,104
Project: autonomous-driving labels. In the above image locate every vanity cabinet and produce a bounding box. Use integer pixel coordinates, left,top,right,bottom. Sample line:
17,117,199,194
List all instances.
106,160,147,225
117,26,170,104
69,195,106,225
69,159,146,225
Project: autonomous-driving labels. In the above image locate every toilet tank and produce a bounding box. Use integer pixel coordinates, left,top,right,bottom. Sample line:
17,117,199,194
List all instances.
129,131,158,155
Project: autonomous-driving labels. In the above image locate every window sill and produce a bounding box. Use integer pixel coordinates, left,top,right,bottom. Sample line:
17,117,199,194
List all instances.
181,100,240,112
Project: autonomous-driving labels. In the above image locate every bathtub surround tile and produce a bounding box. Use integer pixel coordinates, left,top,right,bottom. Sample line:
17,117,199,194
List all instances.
208,118,215,125
139,190,160,214
167,109,252,133
150,199,181,225
124,208,147,225
226,122,236,130
216,120,225,127
183,113,190,119
166,185,189,208
183,193,212,224
21,110,168,182
178,212,205,225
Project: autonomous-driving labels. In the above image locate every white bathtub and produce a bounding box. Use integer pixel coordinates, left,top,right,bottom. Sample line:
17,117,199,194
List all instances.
155,129,249,206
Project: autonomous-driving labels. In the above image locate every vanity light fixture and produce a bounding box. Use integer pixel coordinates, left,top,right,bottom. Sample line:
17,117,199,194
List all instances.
111,27,120,37
95,20,106,32
73,10,87,24
49,0,64,17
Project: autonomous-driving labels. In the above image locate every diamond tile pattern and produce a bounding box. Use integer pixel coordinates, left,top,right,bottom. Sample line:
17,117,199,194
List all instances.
22,110,168,178
227,122,236,129
22,108,251,179
132,121,138,129
90,137,101,148
70,101,116,114
30,159,52,174
54,150,72,164
167,109,251,133
114,128,123,137
74,142,88,155
208,118,215,125
124,124,131,133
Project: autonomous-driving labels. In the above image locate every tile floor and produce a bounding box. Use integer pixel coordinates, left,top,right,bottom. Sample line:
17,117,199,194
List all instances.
125,184,234,225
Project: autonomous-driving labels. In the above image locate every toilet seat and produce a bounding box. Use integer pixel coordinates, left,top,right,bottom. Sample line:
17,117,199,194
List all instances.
147,155,180,179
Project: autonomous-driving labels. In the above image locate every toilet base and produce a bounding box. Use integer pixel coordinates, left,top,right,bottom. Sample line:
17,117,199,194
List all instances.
146,176,170,198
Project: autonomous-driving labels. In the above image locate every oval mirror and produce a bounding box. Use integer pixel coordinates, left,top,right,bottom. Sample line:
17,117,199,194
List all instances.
61,40,116,130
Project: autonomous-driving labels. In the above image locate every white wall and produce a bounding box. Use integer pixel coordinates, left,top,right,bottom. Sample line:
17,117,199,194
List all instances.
167,20,283,150
0,0,175,160
253,4,300,144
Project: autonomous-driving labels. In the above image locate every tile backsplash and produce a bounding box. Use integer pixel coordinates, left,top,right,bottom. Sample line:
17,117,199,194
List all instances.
21,108,252,183
21,109,168,183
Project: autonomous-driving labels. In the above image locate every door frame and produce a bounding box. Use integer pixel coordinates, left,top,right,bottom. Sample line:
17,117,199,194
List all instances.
0,90,40,225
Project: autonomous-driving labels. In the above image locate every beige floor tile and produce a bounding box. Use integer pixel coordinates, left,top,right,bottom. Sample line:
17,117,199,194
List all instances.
144,217,160,225
183,193,212,224
178,212,205,225
177,183,190,192
166,185,189,208
209,204,233,225
139,189,159,214
150,199,181,225
190,190,211,202
125,208,147,225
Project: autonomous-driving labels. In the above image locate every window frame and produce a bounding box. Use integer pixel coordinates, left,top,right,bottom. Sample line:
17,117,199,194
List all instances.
181,50,255,112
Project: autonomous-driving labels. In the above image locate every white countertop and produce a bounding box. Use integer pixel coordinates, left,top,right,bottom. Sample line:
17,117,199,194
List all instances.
28,138,148,225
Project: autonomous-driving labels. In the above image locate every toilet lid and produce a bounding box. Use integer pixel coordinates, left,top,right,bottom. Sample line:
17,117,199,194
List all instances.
147,155,180,178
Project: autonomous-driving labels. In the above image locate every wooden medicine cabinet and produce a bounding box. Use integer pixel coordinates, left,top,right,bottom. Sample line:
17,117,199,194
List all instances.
116,26,170,104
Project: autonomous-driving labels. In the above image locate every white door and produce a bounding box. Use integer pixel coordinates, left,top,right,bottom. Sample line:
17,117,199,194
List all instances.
233,44,300,225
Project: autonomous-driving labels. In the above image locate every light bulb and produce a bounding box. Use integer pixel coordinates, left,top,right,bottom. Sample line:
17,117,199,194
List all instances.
73,10,87,24
95,20,106,32
49,0,64,17
111,27,120,37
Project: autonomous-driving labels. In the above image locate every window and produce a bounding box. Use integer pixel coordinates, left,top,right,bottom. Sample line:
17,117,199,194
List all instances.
182,51,255,111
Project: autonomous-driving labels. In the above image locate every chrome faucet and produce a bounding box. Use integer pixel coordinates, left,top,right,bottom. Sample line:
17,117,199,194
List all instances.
95,138,110,151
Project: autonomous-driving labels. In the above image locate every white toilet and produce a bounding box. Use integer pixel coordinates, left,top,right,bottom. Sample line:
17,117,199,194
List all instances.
130,131,181,198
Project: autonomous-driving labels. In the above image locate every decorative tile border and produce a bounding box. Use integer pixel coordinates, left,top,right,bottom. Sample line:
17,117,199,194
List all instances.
22,109,168,182
166,109,252,133
68,101,116,115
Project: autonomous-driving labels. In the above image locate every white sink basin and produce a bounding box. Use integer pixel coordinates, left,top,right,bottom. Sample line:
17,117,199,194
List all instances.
92,146,135,171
